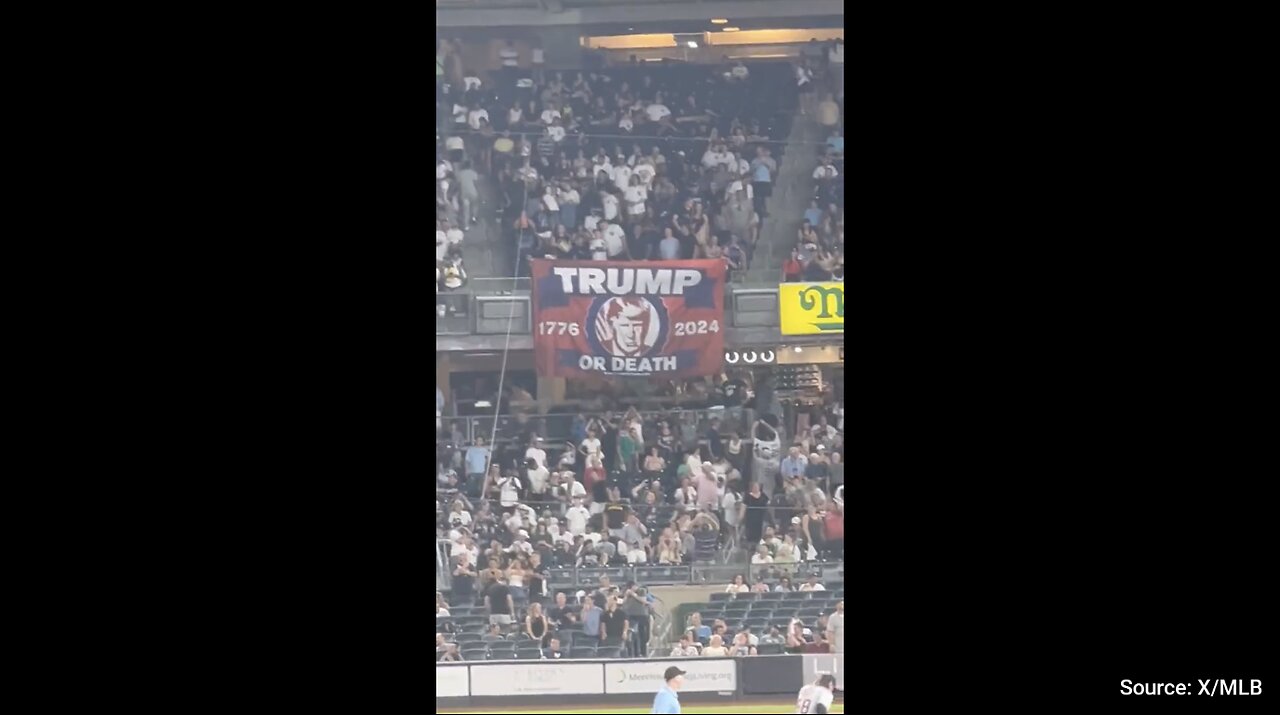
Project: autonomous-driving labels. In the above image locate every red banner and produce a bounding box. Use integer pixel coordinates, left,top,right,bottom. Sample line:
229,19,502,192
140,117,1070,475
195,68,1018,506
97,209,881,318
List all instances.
530,259,726,379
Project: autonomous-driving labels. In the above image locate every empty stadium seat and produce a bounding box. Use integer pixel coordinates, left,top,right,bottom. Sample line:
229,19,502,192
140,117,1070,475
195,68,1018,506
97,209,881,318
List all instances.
570,645,597,658
595,646,623,659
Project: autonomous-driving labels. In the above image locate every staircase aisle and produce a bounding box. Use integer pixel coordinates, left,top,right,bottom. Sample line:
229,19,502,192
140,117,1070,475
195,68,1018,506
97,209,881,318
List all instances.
745,116,824,284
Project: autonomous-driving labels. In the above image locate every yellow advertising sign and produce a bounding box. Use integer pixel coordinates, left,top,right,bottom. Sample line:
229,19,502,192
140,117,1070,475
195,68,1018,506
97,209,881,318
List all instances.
779,282,845,335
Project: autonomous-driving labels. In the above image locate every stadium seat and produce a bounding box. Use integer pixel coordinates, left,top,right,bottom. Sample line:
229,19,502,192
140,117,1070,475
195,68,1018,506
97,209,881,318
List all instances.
709,593,731,602
570,645,597,658
595,646,623,658
460,646,488,661
756,643,785,655
516,644,544,659
784,591,812,601
758,591,785,602
455,632,482,644
735,592,760,601
487,642,518,660
482,634,506,644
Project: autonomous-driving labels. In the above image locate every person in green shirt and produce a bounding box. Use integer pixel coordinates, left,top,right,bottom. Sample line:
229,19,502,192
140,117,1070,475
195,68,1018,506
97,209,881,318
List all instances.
618,426,639,477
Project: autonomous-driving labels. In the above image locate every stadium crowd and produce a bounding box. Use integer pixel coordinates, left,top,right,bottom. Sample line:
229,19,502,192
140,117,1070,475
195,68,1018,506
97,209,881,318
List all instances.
436,37,811,286
436,366,844,661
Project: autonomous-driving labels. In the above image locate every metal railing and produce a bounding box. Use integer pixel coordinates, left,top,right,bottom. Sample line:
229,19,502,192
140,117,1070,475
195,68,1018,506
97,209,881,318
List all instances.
437,406,756,449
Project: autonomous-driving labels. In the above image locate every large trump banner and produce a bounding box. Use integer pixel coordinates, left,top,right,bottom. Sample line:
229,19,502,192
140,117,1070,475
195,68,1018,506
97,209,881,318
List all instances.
530,259,725,379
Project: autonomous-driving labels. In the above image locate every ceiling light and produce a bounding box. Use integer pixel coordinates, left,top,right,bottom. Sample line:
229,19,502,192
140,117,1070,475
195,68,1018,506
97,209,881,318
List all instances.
711,18,729,24
721,27,740,32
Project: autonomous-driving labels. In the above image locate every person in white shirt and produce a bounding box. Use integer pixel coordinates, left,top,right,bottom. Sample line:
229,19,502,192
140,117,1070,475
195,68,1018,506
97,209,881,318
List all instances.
797,575,826,592
526,459,550,497
589,231,608,261
618,112,634,133
463,75,482,92
498,473,522,508
724,574,750,593
436,226,449,262
751,544,774,564
445,135,465,154
813,161,839,180
612,162,632,193
540,105,561,126
601,192,619,221
645,99,670,123
499,40,519,68
447,501,472,528
583,212,601,233
547,121,566,143
795,674,837,714
624,176,647,219
442,219,464,250
467,106,489,130
508,103,523,127
602,220,627,258
525,437,548,469
730,61,749,80
633,161,655,187
436,159,453,180
565,498,591,535
580,430,602,456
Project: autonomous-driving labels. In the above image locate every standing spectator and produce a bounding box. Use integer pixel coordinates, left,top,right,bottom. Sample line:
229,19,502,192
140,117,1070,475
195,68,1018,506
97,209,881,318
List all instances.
582,593,604,640
622,581,652,657
464,437,489,488
452,553,477,604
484,575,515,628
600,595,630,648
743,481,769,546
825,600,844,654
749,147,775,219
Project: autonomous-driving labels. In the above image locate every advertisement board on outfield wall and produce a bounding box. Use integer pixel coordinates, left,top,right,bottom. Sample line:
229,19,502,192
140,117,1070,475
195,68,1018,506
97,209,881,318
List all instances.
470,662,604,696
604,658,736,694
436,664,469,697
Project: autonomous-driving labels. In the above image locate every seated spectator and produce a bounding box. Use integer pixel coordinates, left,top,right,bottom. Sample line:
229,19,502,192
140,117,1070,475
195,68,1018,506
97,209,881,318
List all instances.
686,612,712,642
436,592,451,617
702,635,729,657
544,636,567,659
775,576,795,592
670,633,701,657
724,573,750,594
752,544,774,565
760,627,786,646
798,574,826,592
438,642,463,662
730,632,757,656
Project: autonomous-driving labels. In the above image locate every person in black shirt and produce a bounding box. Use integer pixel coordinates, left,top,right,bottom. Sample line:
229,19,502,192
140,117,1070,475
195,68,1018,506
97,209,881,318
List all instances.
604,489,627,535
547,591,579,627
484,576,515,627
451,554,477,604
543,636,566,659
527,551,548,605
600,596,629,647
743,481,770,545
705,416,723,460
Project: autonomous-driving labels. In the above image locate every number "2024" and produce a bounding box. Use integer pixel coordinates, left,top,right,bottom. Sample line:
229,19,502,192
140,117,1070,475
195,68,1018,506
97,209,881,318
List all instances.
673,320,720,336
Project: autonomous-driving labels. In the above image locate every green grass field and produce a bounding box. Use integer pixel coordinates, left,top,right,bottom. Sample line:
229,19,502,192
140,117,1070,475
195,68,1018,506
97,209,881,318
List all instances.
438,705,844,714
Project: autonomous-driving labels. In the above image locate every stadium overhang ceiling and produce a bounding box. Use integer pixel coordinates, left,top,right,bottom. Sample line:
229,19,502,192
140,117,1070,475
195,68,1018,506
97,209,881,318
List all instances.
436,0,844,31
